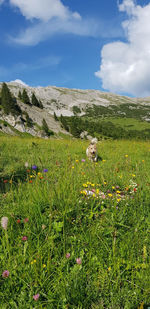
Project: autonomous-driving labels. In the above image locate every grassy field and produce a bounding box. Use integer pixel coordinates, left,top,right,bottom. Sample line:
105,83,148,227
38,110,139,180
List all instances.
0,136,150,308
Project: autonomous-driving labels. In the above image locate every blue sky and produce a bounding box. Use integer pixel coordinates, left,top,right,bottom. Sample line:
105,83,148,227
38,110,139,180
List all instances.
0,0,150,97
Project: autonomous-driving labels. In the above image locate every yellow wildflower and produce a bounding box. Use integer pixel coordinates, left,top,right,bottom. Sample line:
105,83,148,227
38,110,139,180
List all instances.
125,154,128,158
34,259,36,263
108,193,113,197
43,264,46,268
75,160,79,163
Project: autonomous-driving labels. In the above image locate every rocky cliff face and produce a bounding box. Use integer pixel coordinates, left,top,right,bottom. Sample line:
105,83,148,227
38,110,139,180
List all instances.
1,81,150,137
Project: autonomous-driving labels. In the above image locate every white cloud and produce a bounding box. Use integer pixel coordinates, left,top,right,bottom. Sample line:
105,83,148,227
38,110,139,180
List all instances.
9,0,74,21
8,0,104,45
10,17,99,46
95,0,150,97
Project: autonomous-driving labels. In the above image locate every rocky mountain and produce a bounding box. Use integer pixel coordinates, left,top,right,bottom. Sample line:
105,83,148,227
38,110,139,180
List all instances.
1,80,150,138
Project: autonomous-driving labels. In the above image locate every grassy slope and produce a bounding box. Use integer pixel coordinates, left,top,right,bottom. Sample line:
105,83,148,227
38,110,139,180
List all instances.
0,137,150,308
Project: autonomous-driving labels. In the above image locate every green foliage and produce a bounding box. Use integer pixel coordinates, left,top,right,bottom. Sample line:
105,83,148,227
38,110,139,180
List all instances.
54,112,58,121
22,89,30,105
23,112,33,128
18,90,22,100
60,114,69,131
0,137,150,308
1,83,21,116
31,93,43,109
42,118,54,136
61,115,150,140
72,105,81,115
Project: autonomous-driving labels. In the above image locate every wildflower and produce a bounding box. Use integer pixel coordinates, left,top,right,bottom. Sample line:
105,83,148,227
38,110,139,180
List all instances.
72,166,74,169
108,193,113,197
75,160,79,163
2,270,9,278
102,160,106,162
134,188,137,192
29,180,32,183
25,162,29,168
142,160,145,163
116,190,121,194
76,258,82,265
9,179,12,184
104,182,107,185
43,264,46,268
132,174,136,177
81,159,85,162
91,183,95,187
66,253,71,259
31,261,34,265
83,184,88,188
1,217,8,230
34,259,36,263
33,294,40,301
38,172,41,176
22,236,28,241
125,154,128,158
32,165,37,170
17,219,21,224
43,169,48,173
112,186,115,190
108,267,111,272
24,218,29,223
3,180,8,183
117,199,121,202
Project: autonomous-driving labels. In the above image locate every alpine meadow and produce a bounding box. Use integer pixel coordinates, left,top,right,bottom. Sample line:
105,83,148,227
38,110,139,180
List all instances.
1,0,150,307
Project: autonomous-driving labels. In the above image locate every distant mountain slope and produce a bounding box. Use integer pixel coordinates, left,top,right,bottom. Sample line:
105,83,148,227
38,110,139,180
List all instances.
1,81,150,139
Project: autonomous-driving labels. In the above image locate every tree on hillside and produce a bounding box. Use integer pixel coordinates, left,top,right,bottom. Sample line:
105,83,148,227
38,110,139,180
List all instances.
18,90,22,100
54,112,58,121
31,93,39,107
42,118,54,136
22,89,30,105
60,114,69,131
1,82,21,115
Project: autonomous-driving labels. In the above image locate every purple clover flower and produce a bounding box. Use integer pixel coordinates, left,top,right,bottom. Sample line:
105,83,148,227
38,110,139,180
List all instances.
43,169,48,173
32,165,37,170
81,159,85,162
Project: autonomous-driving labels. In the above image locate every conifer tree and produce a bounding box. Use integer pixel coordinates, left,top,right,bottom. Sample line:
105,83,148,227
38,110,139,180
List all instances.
42,118,54,136
22,89,30,105
18,90,22,100
32,93,39,107
1,82,14,114
54,112,58,121
1,83,21,115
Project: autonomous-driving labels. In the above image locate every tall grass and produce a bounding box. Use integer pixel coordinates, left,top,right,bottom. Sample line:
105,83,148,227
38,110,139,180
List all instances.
0,137,150,308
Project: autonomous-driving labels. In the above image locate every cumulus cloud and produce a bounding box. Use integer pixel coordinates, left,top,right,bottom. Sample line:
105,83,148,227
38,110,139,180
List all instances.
9,0,76,21
8,0,103,45
95,0,150,97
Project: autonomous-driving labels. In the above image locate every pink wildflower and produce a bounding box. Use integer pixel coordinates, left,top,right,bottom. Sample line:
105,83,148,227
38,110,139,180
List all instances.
22,236,28,241
33,293,40,301
1,217,8,230
24,218,29,223
2,270,9,278
66,253,70,259
76,258,82,265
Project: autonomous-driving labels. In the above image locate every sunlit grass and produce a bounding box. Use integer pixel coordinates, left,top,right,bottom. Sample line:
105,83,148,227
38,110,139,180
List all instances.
0,136,150,308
